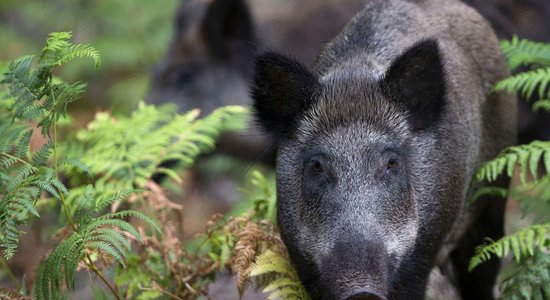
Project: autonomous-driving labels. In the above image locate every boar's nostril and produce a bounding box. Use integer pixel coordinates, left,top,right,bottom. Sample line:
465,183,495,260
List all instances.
344,290,386,300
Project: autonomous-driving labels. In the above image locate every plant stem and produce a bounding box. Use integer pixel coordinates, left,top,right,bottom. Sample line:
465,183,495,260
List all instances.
0,152,37,170
52,111,58,176
86,254,121,300
49,108,121,300
140,286,185,300
0,256,21,291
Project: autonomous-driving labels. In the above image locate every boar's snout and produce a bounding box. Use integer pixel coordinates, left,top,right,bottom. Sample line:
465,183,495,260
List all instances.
318,231,390,300
344,290,386,300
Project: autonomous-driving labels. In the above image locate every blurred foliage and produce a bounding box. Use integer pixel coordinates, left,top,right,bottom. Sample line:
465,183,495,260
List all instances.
0,28,303,300
0,31,268,299
0,0,178,113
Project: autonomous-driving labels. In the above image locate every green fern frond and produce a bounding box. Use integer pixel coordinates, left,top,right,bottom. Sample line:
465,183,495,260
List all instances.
469,223,549,271
0,123,29,153
87,241,127,267
532,99,550,112
93,190,135,212
58,157,92,177
89,227,132,252
2,31,100,135
249,250,311,300
31,141,53,166
474,140,550,183
14,129,33,159
58,44,101,69
67,103,247,190
501,36,550,70
493,67,550,101
103,210,162,235
39,32,101,69
34,232,85,300
470,186,508,203
34,206,159,299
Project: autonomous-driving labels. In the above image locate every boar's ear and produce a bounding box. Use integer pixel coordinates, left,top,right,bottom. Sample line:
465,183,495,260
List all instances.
381,39,446,130
252,52,318,140
201,0,254,58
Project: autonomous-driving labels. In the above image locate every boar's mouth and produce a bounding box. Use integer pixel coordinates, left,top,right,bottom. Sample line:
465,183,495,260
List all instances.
343,289,387,300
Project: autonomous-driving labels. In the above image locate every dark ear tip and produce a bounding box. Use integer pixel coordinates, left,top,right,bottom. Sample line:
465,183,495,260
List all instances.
404,39,442,62
254,52,302,70
416,39,440,50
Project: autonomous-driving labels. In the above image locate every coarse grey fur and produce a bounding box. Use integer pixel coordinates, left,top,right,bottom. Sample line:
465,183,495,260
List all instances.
252,0,516,299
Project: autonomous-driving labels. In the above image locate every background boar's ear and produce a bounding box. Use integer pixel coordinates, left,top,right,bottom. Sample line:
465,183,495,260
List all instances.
201,0,253,58
252,52,318,140
381,39,446,130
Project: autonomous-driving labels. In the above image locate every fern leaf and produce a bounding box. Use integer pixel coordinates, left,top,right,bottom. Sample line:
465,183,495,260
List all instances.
501,36,550,70
85,218,142,242
90,227,132,252
31,141,53,166
267,287,301,300
249,250,311,300
38,32,101,69
14,129,33,159
34,232,85,299
493,67,550,100
59,157,92,177
532,99,550,112
262,277,300,293
0,154,19,170
475,140,550,183
0,123,28,153
470,187,508,203
59,44,101,69
86,241,127,267
469,223,550,271
93,189,135,212
104,210,162,235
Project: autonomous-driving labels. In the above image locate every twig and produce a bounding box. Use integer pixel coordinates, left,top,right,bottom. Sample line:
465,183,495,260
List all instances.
0,256,21,291
139,286,186,300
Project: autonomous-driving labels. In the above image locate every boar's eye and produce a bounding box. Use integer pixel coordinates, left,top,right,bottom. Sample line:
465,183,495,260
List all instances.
311,159,323,173
304,157,325,175
387,158,398,170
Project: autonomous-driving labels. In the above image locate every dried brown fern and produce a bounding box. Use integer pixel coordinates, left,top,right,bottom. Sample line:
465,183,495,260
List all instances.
233,221,263,295
0,287,31,300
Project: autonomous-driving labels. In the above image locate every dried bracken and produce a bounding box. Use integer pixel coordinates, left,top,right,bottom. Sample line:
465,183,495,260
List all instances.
0,288,32,300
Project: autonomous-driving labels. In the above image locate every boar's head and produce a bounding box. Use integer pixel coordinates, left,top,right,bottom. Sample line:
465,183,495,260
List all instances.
252,40,460,300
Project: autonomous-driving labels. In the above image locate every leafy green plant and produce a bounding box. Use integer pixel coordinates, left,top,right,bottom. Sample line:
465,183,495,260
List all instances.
1,31,100,260
469,37,550,300
0,31,249,300
494,36,550,112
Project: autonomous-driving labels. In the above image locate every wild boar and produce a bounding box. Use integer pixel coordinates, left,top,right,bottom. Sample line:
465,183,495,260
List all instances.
251,0,516,299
